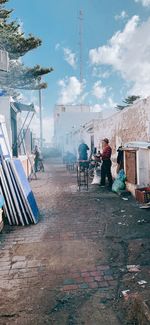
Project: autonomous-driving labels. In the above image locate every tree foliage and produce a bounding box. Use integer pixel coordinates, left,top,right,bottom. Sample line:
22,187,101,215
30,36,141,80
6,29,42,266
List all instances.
116,96,140,111
0,61,53,91
0,22,42,59
0,8,12,18
0,0,53,94
0,0,9,5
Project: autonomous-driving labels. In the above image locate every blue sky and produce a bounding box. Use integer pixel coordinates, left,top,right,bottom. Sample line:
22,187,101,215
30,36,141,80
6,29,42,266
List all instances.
7,0,150,140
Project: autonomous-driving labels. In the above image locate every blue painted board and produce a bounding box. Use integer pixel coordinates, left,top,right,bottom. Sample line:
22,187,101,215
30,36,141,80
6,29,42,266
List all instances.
13,159,39,223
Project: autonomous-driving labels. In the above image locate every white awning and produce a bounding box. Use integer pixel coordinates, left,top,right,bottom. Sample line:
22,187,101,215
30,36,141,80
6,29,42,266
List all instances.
10,102,35,113
123,141,150,150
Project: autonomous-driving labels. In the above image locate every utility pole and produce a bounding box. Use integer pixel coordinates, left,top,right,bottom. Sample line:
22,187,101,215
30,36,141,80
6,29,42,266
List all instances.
38,77,43,151
79,9,83,111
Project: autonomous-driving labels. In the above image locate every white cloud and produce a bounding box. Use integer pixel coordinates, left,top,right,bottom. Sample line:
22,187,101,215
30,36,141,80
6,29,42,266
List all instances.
91,97,117,117
55,43,60,50
135,0,150,7
115,11,128,21
58,76,82,104
63,48,77,68
92,67,110,79
89,15,150,97
55,44,77,68
92,81,106,99
99,97,117,117
21,90,38,106
80,91,89,102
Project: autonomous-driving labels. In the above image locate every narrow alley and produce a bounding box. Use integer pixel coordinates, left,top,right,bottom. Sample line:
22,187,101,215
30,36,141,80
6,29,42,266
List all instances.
0,159,150,325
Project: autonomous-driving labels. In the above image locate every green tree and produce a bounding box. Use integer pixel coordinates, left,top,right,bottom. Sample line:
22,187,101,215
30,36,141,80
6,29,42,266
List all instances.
116,95,140,111
0,0,53,95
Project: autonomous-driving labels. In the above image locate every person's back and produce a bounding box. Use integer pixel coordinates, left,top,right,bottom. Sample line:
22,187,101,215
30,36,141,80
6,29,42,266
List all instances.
78,143,89,160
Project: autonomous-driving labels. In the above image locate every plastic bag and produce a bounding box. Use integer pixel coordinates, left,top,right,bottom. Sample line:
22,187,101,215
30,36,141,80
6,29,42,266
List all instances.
112,169,126,193
91,169,101,185
117,169,126,182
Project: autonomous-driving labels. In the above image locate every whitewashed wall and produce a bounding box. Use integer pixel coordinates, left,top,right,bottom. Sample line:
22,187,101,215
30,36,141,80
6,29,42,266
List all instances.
0,96,12,146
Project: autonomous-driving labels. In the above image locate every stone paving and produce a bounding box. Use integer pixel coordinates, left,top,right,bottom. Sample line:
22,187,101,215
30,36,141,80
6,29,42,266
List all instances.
0,159,149,324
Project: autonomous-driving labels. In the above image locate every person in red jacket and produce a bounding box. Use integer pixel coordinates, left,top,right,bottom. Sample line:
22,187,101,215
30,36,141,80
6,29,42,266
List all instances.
100,138,113,188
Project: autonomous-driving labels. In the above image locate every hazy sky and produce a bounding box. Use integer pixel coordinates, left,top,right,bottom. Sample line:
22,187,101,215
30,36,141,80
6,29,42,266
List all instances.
7,0,150,140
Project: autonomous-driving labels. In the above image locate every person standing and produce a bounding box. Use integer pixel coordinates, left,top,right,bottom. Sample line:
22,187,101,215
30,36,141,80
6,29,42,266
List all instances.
100,138,113,188
116,146,124,173
78,140,89,160
33,145,40,173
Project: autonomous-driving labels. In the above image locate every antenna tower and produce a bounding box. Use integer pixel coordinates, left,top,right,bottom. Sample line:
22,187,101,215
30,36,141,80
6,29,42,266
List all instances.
79,10,83,108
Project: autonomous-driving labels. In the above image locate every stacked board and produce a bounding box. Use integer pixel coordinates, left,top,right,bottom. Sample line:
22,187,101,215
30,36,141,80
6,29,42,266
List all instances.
0,116,39,226
0,159,39,225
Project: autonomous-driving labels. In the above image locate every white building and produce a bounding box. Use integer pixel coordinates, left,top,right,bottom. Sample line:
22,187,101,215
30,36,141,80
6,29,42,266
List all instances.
0,96,35,177
54,104,102,155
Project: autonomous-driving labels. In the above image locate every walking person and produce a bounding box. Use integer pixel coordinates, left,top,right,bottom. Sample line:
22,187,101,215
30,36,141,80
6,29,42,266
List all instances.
33,145,40,173
100,138,113,188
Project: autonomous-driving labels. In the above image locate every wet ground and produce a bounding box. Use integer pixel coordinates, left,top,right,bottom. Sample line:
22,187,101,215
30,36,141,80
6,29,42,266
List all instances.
0,159,150,325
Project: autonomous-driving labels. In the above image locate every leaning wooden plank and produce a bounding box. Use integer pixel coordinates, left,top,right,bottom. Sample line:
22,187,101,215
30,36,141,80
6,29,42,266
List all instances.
11,160,39,224
13,159,39,223
0,171,12,224
0,177,12,225
0,165,15,225
9,161,34,224
1,160,23,225
0,143,19,224
6,161,29,225
13,159,39,224
7,161,29,225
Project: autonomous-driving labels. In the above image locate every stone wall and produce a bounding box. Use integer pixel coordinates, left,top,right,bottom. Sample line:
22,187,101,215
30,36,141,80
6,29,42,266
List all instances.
94,97,150,158
92,97,150,182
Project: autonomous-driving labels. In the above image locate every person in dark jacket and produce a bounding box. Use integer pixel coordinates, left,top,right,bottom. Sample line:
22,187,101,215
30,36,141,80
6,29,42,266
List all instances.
33,145,40,172
100,138,113,187
78,140,89,160
117,146,124,173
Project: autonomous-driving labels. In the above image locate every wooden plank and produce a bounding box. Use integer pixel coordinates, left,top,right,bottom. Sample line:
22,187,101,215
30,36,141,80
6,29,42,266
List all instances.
0,176,12,225
11,160,39,224
0,145,26,225
0,165,16,224
1,160,21,225
9,161,34,224
6,161,29,225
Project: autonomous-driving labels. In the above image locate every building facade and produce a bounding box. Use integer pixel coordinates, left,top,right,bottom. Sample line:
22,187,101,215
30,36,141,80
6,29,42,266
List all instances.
54,104,102,155
68,97,150,194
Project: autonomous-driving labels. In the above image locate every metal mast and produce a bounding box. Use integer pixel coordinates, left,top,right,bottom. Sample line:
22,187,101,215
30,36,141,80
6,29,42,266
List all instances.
38,77,43,151
79,10,83,109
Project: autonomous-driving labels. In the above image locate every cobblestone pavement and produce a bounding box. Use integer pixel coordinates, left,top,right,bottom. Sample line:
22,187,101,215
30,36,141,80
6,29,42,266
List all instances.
0,159,150,325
